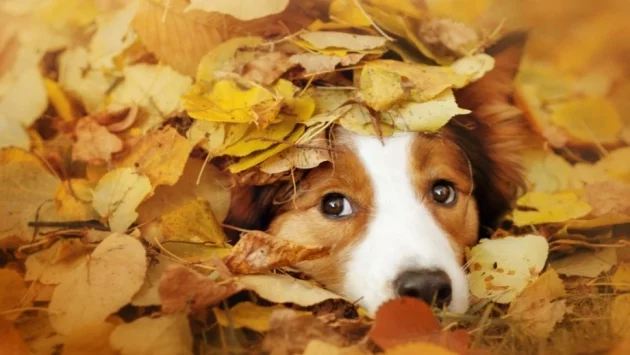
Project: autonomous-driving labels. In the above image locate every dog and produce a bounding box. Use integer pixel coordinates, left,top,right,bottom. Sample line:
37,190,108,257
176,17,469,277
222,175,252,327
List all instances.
226,33,532,315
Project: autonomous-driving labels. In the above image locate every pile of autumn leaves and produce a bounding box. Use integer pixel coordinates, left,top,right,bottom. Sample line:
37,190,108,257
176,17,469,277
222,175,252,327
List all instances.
2,0,630,354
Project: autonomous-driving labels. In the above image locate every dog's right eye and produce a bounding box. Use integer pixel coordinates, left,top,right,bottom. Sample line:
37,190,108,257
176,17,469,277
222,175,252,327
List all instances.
321,193,353,218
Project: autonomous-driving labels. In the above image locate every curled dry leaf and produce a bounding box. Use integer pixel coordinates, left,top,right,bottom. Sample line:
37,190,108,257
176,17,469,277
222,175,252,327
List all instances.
0,148,60,248
237,274,342,307
368,297,469,353
109,314,193,355
213,301,307,332
513,191,593,227
92,167,152,232
25,239,90,285
185,0,290,21
116,126,193,187
158,264,241,315
0,317,29,355
92,105,139,133
48,233,147,335
224,230,330,274
467,235,549,304
551,248,617,278
72,117,124,164
260,128,332,174
508,269,567,339
62,322,117,355
584,180,630,217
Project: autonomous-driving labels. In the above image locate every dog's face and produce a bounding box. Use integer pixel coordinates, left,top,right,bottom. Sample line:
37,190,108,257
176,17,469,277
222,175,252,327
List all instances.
226,34,533,315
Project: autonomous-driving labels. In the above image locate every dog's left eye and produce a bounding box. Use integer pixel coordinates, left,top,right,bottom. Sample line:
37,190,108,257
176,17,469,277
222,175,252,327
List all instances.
432,181,457,206
321,193,353,218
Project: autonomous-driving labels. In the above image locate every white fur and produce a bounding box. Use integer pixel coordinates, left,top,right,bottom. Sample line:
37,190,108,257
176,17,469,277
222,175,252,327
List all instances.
342,133,469,315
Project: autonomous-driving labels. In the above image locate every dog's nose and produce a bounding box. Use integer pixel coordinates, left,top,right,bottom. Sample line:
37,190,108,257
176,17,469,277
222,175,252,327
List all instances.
394,269,452,308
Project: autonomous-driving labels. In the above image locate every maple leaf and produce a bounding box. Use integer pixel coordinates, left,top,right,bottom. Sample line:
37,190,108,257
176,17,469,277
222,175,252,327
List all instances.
72,117,124,164
224,230,330,274
109,314,193,355
48,233,147,335
467,235,549,304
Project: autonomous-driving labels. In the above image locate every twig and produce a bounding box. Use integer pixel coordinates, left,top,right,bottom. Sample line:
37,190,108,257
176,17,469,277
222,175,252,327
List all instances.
28,220,109,230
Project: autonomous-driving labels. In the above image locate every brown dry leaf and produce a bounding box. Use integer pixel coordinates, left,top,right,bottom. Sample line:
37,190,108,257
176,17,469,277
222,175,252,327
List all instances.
237,274,342,306
62,322,117,355
584,180,630,217
185,0,289,21
262,309,348,355
242,51,294,85
158,264,241,315
416,18,481,59
131,255,176,307
213,302,307,332
25,239,90,285
117,126,193,187
0,316,29,355
551,248,618,278
109,314,193,355
224,230,330,274
368,297,469,353
48,233,147,335
612,263,630,292
72,117,123,164
611,294,630,338
0,148,60,248
508,269,567,339
0,268,27,314
289,53,364,74
260,129,332,174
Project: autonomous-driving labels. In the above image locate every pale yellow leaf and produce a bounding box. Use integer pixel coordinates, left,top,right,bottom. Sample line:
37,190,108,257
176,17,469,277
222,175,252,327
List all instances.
88,0,139,68
131,255,175,307
185,0,289,21
48,233,147,335
0,148,60,248
92,167,152,232
551,248,617,278
213,302,304,332
237,274,342,307
0,269,27,313
467,235,549,303
513,191,593,227
550,97,622,145
62,322,117,355
0,118,30,150
109,314,193,355
522,149,583,193
196,36,264,83
187,120,250,156
299,31,387,52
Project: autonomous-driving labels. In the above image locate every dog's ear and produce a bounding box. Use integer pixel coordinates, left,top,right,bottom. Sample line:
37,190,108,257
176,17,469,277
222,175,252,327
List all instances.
452,32,539,234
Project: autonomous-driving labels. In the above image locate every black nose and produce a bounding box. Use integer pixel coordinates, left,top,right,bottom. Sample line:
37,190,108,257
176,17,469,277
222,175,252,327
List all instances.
394,269,452,308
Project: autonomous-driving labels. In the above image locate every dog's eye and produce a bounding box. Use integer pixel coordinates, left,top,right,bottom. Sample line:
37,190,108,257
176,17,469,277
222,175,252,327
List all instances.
321,193,353,218
432,181,457,206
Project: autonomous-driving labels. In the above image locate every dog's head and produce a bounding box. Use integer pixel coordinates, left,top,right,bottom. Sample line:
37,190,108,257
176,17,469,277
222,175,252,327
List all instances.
226,34,534,314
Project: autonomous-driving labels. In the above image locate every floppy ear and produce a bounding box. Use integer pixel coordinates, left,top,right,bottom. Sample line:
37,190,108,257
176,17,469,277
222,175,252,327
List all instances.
451,32,539,234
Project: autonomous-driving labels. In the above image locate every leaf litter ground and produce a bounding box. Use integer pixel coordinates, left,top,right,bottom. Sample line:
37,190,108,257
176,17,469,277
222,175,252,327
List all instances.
1,0,630,354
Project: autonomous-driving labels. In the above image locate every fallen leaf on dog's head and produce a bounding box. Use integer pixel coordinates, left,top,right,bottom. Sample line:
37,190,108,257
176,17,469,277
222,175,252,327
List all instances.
0,317,29,355
220,118,296,158
299,31,387,52
117,126,193,187
612,263,630,292
513,191,593,227
48,233,147,335
584,181,630,217
72,117,124,164
25,239,90,285
368,297,469,353
62,322,117,355
237,274,342,306
185,0,289,20
611,294,630,338
109,314,193,355
0,269,27,313
213,302,306,332
551,248,617,278
158,265,241,315
467,235,549,303
0,148,60,248
508,269,567,339
260,129,331,174
550,97,622,146
92,167,152,232
224,230,330,274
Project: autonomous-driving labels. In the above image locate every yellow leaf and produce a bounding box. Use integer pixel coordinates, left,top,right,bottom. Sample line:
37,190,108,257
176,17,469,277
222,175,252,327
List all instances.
237,274,342,307
338,104,395,137
224,230,330,274
188,121,250,156
299,31,387,52
611,294,630,338
221,118,296,157
36,0,99,29
359,65,405,111
182,80,279,127
425,0,493,23
25,239,90,285
185,0,289,21
0,269,27,313
117,126,193,187
612,263,630,292
213,302,303,332
43,78,77,122
49,233,147,335
513,191,593,226
92,167,152,232
110,314,193,355
508,270,566,338
62,322,117,355
550,97,622,145
156,198,227,244
466,235,549,304
522,149,583,193
54,179,100,220
88,0,139,69
260,127,331,174
551,248,617,278
228,124,306,173
196,36,264,83
0,148,60,248
160,242,232,263
596,147,630,183
329,0,371,27
0,118,30,150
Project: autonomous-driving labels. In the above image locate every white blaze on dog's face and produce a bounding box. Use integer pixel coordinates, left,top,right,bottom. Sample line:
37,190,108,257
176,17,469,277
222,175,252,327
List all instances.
267,130,480,314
